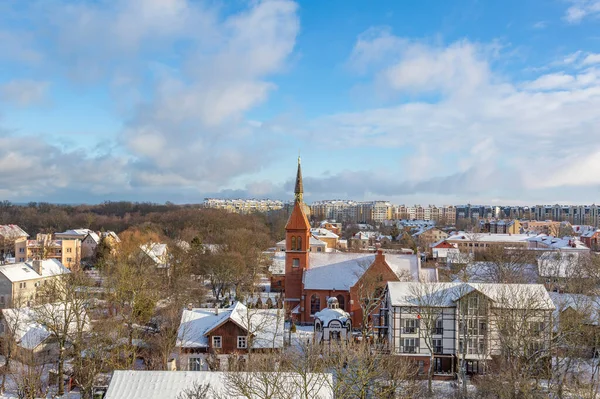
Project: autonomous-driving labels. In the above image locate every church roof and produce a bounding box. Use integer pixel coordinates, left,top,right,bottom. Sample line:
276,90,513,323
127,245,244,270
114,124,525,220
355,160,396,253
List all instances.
285,200,310,230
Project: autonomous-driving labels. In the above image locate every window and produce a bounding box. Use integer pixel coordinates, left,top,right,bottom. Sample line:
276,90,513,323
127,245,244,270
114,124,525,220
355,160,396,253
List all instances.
19,282,26,289
336,295,345,311
433,339,443,354
317,247,322,252
310,294,320,315
0,296,4,305
418,360,425,375
403,319,418,334
67,257,72,262
212,336,222,348
293,258,300,268
237,336,247,349
19,248,24,253
433,318,443,335
291,237,296,251
297,236,302,250
403,338,417,353
66,248,72,253
189,357,202,371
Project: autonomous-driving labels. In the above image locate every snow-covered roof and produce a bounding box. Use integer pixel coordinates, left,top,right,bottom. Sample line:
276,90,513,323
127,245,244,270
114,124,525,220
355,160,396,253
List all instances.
454,262,539,284
101,231,121,242
387,282,554,310
0,224,28,238
447,232,535,243
84,232,100,244
2,303,90,350
105,370,334,399
55,229,93,239
140,242,168,266
527,235,589,251
310,228,339,239
303,253,425,291
581,229,600,238
0,259,70,282
314,307,350,327
269,252,285,275
177,302,284,349
549,292,600,327
537,251,588,278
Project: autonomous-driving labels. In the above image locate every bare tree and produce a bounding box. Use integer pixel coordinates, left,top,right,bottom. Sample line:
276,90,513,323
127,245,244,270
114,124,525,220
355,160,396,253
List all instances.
177,381,212,399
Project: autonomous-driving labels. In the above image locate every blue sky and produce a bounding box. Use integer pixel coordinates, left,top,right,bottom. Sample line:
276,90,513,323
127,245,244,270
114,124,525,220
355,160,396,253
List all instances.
1,0,600,205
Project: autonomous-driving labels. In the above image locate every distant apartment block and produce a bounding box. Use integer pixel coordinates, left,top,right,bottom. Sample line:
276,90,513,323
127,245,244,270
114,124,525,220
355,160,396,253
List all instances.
14,234,81,269
395,205,457,224
203,198,285,214
532,204,600,226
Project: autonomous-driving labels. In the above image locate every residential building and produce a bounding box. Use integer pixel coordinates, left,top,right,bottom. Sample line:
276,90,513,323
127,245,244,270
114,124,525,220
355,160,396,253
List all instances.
283,158,437,327
175,301,283,371
413,227,449,246
0,259,70,308
310,228,339,250
527,235,589,252
1,303,89,364
105,370,334,399
203,198,285,214
381,282,554,378
479,220,521,234
550,292,600,358
445,232,532,253
140,242,169,269
318,220,342,236
14,234,81,269
521,220,563,236
0,225,29,259
81,230,121,259
581,229,600,251
430,240,459,262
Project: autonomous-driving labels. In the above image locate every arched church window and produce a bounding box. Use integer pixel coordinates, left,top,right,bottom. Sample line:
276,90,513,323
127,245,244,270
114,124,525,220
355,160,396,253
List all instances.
310,294,320,315
336,295,345,310
297,236,302,251
291,237,296,251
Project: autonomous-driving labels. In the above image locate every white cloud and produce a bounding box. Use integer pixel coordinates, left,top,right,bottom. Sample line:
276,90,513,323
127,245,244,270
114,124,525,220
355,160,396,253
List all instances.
582,53,600,65
532,21,548,29
564,0,600,23
0,79,49,106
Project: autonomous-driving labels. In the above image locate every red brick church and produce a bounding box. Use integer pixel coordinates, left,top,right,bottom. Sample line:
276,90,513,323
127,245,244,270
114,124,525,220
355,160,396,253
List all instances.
283,158,437,327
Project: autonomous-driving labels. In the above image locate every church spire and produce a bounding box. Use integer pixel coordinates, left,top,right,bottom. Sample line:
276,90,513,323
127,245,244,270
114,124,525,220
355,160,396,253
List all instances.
294,156,303,203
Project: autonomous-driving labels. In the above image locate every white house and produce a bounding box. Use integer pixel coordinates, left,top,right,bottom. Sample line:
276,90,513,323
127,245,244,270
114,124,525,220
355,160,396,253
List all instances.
381,282,554,378
314,297,351,343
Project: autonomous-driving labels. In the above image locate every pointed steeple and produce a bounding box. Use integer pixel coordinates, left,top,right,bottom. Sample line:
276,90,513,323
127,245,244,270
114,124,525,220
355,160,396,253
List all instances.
294,156,303,203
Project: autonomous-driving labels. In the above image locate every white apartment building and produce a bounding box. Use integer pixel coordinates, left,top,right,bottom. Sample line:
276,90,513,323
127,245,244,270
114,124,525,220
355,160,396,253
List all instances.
381,282,554,378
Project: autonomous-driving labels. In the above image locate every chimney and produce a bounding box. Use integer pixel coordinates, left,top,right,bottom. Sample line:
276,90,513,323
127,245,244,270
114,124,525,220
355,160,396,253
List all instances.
32,260,43,275
187,303,193,311
215,305,219,315
376,249,384,261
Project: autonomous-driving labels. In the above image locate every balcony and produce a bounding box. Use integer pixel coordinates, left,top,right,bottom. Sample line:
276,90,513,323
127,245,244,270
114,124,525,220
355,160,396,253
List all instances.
402,327,416,334
433,346,443,354
432,328,443,335
402,346,416,353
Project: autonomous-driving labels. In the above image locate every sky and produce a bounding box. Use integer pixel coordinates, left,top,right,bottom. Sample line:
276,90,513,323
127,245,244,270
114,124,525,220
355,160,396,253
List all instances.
1,0,600,206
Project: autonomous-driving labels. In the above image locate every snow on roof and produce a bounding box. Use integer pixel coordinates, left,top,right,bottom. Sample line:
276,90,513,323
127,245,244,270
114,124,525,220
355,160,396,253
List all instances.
84,232,100,244
581,229,600,238
177,302,284,349
55,229,93,238
101,231,121,242
0,259,70,282
140,242,168,266
310,228,339,239
527,235,589,250
303,253,423,291
314,307,350,327
2,303,90,350
387,282,554,310
310,236,327,246
447,232,534,243
537,251,588,278
105,370,334,399
549,292,600,326
0,224,28,238
269,252,285,275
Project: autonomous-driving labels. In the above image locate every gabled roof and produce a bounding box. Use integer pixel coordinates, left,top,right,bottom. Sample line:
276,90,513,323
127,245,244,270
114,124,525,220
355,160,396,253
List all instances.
303,253,425,291
176,302,284,349
549,292,600,326
310,228,339,239
387,282,554,310
105,371,334,399
0,259,70,282
140,242,168,267
55,229,93,239
2,303,90,350
0,225,28,238
285,201,310,231
83,232,100,244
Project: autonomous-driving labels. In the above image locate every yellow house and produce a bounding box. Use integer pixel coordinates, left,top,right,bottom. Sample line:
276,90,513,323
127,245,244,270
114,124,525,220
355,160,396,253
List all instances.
0,259,71,308
15,234,81,270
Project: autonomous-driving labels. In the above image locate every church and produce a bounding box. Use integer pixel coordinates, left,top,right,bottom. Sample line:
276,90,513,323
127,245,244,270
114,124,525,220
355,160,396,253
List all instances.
283,158,438,327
